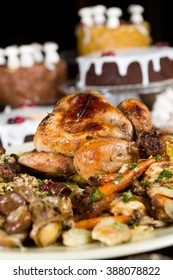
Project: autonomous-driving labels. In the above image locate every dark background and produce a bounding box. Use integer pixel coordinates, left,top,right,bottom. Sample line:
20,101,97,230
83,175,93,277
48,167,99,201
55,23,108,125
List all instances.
0,0,172,52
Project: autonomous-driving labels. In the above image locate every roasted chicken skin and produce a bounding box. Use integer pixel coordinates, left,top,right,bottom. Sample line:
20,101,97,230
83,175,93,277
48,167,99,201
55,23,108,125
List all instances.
74,138,138,184
117,98,152,137
34,90,133,157
18,151,76,178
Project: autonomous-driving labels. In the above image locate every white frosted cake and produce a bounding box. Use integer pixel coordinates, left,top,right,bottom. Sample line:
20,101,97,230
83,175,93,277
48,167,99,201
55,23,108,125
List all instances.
0,105,53,148
76,47,173,89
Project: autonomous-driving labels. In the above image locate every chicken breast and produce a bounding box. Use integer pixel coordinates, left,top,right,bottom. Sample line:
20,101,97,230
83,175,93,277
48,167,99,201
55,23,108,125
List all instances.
34,90,133,157
73,138,139,184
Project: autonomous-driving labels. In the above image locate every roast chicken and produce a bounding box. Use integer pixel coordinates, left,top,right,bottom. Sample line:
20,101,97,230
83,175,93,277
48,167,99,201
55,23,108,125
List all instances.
19,89,165,185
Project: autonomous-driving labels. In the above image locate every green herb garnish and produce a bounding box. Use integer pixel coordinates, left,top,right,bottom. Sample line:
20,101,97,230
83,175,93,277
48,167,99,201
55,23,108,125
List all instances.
154,154,162,161
122,190,132,202
91,189,104,202
155,169,172,182
143,181,150,187
38,179,44,186
131,163,137,169
95,174,103,179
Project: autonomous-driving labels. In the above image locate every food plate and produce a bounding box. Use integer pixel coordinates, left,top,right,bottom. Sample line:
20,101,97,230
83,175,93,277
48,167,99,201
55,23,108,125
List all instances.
0,142,173,260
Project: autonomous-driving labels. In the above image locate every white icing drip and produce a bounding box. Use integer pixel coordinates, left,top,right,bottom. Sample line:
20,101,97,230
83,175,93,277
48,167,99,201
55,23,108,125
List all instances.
116,58,129,76
152,56,161,72
94,59,104,75
76,47,173,87
77,59,93,88
140,59,150,85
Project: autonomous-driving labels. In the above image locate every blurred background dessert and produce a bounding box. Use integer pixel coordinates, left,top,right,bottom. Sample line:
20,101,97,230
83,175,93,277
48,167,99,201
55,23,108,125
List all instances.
0,104,53,147
76,5,152,55
0,42,67,109
75,4,173,109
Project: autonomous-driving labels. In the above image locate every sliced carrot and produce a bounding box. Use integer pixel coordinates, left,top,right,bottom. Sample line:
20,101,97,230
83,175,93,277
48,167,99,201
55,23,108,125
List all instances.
75,193,116,220
97,157,156,197
88,172,118,186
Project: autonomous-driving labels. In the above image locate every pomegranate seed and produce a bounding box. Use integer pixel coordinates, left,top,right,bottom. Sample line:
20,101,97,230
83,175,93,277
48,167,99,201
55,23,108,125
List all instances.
155,41,170,47
15,117,25,123
7,116,25,124
41,181,52,191
101,50,116,57
120,19,127,25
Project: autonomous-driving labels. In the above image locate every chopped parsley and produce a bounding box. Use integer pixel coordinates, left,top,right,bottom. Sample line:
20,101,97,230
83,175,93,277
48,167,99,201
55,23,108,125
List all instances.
143,181,150,187
91,189,104,202
122,190,132,202
155,169,173,183
131,163,137,170
154,154,162,161
95,174,103,179
130,220,139,227
38,179,44,186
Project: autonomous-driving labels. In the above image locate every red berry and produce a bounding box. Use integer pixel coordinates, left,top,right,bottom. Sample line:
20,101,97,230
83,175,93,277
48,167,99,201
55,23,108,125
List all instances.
101,50,116,57
7,116,25,124
15,117,25,123
41,181,52,191
155,41,170,47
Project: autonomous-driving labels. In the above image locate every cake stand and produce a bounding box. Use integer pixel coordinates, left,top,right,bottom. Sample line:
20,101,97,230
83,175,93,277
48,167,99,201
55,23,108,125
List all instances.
58,78,173,110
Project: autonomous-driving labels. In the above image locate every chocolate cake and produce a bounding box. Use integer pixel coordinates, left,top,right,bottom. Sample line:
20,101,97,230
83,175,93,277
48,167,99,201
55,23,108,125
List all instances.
76,47,173,88
0,42,67,108
75,5,173,95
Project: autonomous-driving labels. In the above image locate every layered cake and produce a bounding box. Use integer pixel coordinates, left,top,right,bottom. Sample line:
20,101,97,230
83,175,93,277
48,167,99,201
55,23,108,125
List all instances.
76,5,173,92
76,5,151,55
0,42,67,108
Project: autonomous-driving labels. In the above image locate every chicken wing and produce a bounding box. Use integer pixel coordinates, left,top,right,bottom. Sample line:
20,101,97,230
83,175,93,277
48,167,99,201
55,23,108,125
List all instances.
117,98,152,137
